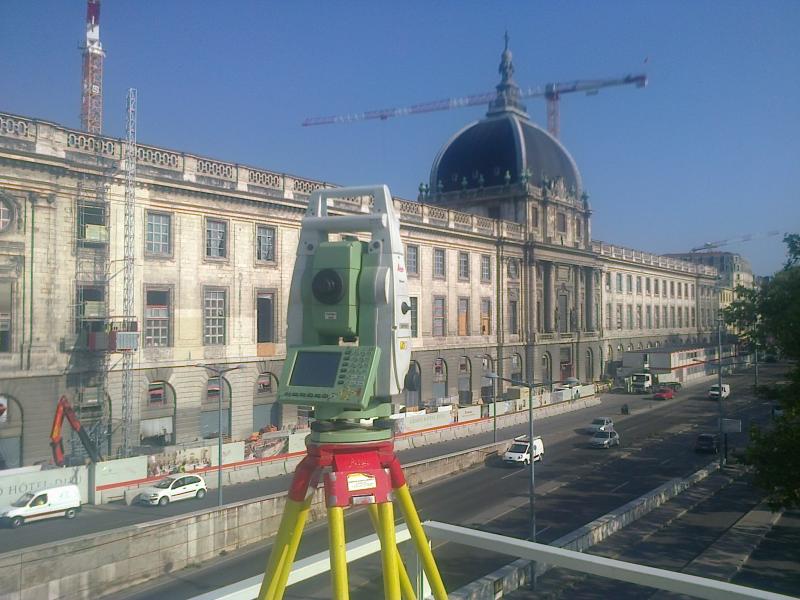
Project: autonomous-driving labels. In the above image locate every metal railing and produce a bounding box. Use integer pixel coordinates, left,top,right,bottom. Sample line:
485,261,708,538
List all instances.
188,520,791,600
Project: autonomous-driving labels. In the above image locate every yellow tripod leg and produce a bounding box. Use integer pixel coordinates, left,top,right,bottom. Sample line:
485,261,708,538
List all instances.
377,502,402,600
368,504,416,600
394,483,448,600
328,506,350,600
259,497,312,600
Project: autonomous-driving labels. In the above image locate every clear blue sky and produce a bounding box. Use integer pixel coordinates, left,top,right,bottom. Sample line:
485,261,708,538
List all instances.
2,1,798,275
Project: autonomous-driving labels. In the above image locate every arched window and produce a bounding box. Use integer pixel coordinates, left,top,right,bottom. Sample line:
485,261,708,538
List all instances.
254,372,280,432
432,358,448,403
405,361,422,409
140,381,176,447
480,355,495,402
541,352,552,384
0,394,22,468
511,353,523,382
585,349,594,382
458,357,472,405
201,374,232,439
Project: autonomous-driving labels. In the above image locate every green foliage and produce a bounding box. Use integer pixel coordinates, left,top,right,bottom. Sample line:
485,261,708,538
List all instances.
731,233,800,509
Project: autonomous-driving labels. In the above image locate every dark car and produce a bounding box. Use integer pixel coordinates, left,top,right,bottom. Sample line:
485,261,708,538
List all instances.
653,387,675,401
694,433,719,454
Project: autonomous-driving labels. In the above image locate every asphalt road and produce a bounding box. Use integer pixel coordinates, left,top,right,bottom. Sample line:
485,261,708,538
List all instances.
110,365,781,600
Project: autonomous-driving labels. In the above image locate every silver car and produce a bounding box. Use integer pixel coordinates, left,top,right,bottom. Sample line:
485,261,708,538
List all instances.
590,430,620,448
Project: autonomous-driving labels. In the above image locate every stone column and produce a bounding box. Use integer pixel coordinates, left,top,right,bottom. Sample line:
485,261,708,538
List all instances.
544,262,556,332
585,266,595,331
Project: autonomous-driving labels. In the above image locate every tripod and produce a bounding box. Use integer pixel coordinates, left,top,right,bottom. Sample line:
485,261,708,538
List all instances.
258,437,447,600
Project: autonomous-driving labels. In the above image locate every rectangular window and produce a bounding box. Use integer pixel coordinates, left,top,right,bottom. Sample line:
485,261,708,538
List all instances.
670,306,676,328
256,292,275,343
480,298,491,335
206,219,227,259
626,274,633,294
410,297,418,337
606,303,612,329
691,307,696,327
204,289,226,345
508,299,519,334
654,305,660,328
670,281,675,298
605,273,611,291
691,284,695,299
433,248,446,279
0,281,11,352
677,281,682,298
480,255,491,282
575,217,583,238
636,277,642,294
406,245,419,275
556,213,567,233
616,304,623,330
616,273,623,292
457,297,470,335
645,278,651,294
636,305,643,329
646,305,652,329
654,279,660,296
432,296,446,337
626,304,633,329
145,212,171,255
663,306,668,328
256,225,276,262
533,207,539,228
458,252,470,280
678,307,683,328
144,288,171,347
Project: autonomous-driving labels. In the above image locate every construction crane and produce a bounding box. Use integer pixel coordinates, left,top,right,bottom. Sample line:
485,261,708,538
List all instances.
302,74,647,138
690,230,782,253
80,0,104,134
50,396,103,466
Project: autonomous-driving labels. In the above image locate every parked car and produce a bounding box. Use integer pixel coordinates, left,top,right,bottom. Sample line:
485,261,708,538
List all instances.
652,387,675,401
587,417,614,433
0,484,82,528
694,433,720,454
590,430,620,448
139,474,207,506
708,384,731,400
772,404,785,419
502,435,544,465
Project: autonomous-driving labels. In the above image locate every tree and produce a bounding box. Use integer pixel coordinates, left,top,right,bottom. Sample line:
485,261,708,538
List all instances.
722,234,800,510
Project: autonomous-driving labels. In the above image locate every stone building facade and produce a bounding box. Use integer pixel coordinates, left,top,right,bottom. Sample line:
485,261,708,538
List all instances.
0,49,721,467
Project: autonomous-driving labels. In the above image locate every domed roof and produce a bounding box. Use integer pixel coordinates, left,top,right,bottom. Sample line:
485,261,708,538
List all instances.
429,38,582,196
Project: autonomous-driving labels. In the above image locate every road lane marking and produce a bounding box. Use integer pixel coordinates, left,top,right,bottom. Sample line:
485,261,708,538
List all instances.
660,458,672,466
610,481,629,493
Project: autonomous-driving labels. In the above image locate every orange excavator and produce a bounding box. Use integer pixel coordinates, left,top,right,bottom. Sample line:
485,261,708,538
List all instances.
50,395,103,466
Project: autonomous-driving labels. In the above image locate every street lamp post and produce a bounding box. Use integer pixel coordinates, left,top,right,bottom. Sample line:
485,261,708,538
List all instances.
716,317,725,469
487,372,537,544
197,364,241,506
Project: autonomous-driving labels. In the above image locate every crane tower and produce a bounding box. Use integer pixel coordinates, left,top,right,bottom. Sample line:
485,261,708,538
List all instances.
80,0,104,134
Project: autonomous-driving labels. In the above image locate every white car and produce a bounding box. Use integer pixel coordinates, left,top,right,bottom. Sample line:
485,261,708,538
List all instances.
587,417,614,433
139,474,207,506
502,436,544,465
590,430,620,449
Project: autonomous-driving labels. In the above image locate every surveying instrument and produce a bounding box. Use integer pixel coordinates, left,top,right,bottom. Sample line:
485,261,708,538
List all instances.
258,186,447,600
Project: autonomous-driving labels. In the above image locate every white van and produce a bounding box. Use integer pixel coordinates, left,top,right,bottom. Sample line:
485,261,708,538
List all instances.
0,484,82,528
502,435,544,465
708,384,731,400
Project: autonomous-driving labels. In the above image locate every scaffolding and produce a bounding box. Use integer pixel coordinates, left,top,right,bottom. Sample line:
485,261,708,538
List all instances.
120,88,137,457
64,90,139,463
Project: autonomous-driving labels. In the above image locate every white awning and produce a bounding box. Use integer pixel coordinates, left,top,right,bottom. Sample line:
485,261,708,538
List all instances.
140,416,173,437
